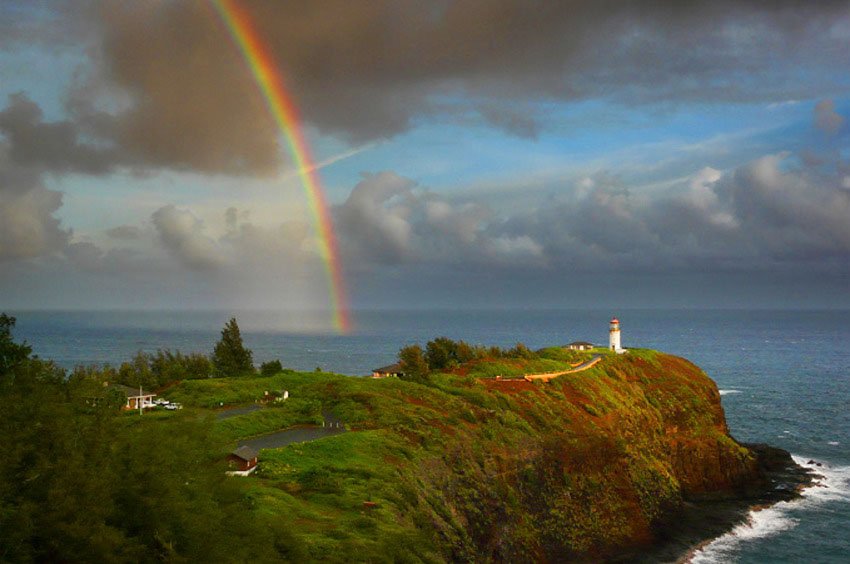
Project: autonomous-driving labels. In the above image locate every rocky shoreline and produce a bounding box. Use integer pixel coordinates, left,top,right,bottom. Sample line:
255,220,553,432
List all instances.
623,444,817,563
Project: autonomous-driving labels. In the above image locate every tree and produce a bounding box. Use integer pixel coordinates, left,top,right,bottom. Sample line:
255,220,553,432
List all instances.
398,344,429,382
0,313,32,375
507,342,535,359
181,352,213,379
260,359,283,376
118,351,154,390
425,337,458,370
456,341,476,364
0,323,292,561
212,318,254,377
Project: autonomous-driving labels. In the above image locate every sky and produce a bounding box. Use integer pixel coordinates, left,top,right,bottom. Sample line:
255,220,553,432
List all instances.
1,0,849,328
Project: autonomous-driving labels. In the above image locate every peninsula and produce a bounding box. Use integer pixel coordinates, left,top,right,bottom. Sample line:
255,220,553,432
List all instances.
164,342,808,562
0,316,809,562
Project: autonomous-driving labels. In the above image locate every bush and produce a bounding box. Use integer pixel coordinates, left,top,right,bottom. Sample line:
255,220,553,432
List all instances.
260,360,284,376
113,349,213,390
398,344,429,381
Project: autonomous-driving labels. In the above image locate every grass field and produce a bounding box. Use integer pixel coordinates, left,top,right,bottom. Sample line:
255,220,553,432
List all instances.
147,347,754,561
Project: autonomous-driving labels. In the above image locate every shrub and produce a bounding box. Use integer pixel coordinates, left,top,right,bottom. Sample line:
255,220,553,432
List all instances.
260,360,284,376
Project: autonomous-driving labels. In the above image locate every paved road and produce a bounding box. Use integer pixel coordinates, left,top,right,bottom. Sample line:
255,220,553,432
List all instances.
523,355,602,382
237,412,346,451
216,403,262,420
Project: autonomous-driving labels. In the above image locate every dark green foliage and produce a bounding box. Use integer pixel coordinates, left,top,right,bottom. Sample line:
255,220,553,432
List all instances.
456,341,476,364
398,344,429,381
298,467,343,493
212,318,254,377
2,320,759,563
160,349,213,380
425,336,459,370
0,313,32,375
111,349,213,391
260,359,284,376
400,336,544,376
507,342,535,359
0,324,296,562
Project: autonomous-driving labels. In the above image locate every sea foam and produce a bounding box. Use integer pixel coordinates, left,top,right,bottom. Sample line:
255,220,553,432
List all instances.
688,455,850,563
718,389,741,396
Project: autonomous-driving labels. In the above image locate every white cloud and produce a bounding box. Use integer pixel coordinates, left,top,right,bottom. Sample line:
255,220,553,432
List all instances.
0,149,69,261
151,205,224,270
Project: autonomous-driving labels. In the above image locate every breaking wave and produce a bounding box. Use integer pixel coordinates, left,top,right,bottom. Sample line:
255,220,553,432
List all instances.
687,455,850,563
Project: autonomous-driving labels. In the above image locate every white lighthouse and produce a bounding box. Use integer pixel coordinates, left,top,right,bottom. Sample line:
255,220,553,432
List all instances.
609,317,625,353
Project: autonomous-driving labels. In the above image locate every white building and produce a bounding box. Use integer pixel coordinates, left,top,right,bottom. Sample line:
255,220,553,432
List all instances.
609,317,626,354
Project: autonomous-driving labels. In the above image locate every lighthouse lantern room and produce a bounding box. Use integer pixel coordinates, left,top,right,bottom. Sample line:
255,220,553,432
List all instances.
609,317,626,354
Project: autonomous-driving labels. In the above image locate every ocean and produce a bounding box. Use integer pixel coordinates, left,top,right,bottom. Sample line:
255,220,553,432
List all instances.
9,308,850,563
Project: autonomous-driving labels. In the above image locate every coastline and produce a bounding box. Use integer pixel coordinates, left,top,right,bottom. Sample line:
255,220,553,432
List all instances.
625,444,817,563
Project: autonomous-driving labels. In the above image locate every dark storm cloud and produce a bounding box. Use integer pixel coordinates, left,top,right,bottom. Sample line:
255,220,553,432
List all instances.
0,93,120,174
71,2,280,175
67,0,850,175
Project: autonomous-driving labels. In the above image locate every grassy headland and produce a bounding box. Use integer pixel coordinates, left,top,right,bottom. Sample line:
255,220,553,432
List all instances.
0,313,791,562
155,347,763,562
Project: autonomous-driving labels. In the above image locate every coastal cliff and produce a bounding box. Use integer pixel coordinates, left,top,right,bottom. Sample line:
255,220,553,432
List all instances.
198,349,786,562
381,352,759,561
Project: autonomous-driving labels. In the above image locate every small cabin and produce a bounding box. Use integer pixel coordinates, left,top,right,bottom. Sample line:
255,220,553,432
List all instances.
371,363,404,379
227,445,259,476
567,341,595,351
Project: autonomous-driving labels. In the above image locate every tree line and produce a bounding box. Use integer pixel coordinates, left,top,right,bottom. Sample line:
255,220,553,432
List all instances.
0,313,304,561
81,317,284,392
397,336,538,381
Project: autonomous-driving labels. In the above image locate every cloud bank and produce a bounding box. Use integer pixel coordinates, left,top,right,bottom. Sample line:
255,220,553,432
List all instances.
32,0,846,175
1,1,849,311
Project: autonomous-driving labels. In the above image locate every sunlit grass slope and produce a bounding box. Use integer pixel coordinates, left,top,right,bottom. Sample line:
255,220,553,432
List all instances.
162,350,757,562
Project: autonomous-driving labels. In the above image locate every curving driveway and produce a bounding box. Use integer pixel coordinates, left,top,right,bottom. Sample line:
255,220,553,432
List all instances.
522,355,602,383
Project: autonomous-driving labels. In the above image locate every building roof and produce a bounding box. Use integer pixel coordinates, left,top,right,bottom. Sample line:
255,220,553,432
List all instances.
106,383,155,398
372,362,403,374
231,445,259,461
610,317,619,324
567,341,595,347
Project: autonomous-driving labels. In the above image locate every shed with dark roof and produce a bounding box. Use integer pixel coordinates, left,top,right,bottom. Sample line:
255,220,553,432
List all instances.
227,445,259,473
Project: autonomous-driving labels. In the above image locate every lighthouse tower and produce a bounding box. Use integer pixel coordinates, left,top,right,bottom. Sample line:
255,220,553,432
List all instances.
609,317,624,353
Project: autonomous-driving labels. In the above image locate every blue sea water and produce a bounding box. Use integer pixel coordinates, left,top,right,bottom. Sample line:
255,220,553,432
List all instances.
8,308,850,563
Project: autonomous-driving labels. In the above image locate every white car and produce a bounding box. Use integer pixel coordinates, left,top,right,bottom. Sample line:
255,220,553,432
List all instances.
164,403,183,411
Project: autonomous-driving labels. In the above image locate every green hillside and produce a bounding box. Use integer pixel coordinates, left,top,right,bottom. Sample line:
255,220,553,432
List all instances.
160,348,758,562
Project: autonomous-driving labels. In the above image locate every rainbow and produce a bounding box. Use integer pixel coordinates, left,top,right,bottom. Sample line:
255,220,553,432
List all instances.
211,0,351,333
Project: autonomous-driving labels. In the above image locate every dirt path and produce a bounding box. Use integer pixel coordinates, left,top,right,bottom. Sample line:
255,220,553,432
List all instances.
521,355,602,382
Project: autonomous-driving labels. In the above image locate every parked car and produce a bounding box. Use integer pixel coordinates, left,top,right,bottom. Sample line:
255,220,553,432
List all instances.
164,403,182,411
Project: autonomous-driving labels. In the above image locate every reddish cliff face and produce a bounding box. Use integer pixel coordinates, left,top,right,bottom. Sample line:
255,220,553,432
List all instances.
646,355,760,497
209,350,774,562
398,351,764,562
